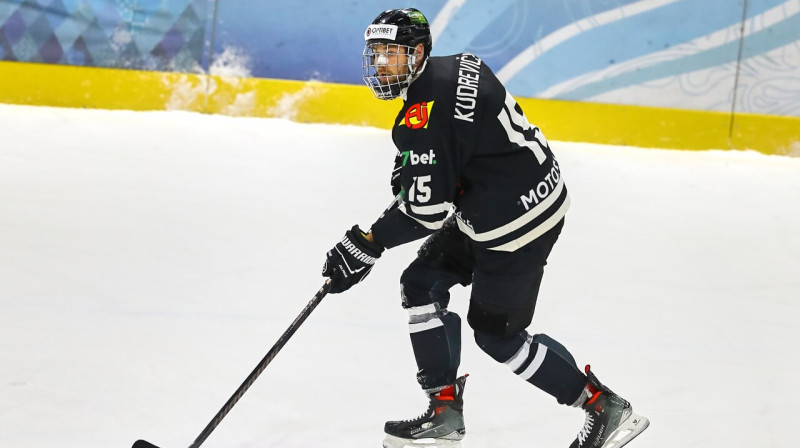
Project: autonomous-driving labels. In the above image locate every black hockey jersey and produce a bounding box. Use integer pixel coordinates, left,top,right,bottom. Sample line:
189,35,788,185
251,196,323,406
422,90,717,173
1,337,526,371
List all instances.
371,53,569,252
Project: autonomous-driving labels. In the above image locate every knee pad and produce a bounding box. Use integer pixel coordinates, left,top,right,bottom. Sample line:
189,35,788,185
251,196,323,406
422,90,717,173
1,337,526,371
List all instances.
473,331,565,368
400,259,464,309
467,299,536,336
417,219,474,286
473,330,528,363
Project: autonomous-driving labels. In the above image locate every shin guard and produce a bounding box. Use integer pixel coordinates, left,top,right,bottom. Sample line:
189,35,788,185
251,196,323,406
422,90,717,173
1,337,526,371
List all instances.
475,331,586,405
407,304,462,391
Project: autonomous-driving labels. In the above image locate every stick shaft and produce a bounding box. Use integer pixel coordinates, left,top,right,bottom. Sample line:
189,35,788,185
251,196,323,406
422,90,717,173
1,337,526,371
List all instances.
187,280,331,448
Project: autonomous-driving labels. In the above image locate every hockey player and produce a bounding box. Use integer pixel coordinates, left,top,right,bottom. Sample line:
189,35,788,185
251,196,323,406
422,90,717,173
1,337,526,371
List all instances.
321,8,649,448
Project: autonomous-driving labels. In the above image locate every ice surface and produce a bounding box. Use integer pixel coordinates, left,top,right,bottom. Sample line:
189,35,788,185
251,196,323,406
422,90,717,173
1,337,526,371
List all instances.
1,104,799,448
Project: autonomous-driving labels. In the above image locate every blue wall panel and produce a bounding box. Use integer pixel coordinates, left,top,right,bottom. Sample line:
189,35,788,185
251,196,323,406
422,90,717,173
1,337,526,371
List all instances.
2,0,799,116
211,1,446,83
0,0,215,71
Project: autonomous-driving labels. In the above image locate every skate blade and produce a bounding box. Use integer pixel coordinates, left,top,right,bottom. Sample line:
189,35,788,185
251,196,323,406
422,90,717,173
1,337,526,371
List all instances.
602,411,650,448
383,434,462,448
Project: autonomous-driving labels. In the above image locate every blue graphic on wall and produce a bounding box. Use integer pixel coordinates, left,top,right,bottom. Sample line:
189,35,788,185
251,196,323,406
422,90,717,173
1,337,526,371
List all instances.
210,0,447,83
0,0,214,71
210,0,800,116
1,0,799,116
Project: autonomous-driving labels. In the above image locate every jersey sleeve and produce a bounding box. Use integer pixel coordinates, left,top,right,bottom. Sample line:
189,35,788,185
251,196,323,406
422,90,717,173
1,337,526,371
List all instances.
371,146,459,249
370,204,433,249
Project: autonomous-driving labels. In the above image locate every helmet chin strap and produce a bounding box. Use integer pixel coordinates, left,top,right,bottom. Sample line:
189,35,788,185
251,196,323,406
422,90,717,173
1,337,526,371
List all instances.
406,47,428,78
407,53,417,72
399,57,427,100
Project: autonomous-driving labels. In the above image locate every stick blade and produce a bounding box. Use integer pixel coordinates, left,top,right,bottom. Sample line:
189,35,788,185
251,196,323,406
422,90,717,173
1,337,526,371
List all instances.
132,440,161,448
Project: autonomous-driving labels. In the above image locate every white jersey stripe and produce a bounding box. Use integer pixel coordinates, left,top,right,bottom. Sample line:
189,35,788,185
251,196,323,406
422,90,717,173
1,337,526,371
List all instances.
400,204,448,230
408,201,454,216
489,195,570,251
458,177,566,242
518,345,548,381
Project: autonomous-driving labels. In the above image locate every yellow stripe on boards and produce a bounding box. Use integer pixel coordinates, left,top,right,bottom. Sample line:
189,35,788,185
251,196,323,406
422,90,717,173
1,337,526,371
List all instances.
516,97,733,152
731,112,800,157
1,61,797,156
0,60,204,111
0,61,400,125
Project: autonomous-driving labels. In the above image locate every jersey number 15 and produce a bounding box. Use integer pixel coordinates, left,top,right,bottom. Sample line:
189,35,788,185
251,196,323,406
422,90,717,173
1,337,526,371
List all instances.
408,175,432,203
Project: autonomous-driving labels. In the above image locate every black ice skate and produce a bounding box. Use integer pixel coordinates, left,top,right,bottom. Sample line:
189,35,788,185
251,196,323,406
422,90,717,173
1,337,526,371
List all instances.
382,375,468,448
570,366,649,448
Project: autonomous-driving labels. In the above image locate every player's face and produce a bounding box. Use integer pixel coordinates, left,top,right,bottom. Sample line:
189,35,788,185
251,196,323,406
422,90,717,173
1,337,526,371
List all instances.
362,42,425,99
371,43,412,84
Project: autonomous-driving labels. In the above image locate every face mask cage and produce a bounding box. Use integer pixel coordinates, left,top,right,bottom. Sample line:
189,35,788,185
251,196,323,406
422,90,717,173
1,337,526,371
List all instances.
362,43,418,100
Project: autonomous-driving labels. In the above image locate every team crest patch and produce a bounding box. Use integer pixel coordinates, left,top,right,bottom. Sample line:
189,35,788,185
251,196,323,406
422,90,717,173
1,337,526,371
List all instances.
398,101,434,129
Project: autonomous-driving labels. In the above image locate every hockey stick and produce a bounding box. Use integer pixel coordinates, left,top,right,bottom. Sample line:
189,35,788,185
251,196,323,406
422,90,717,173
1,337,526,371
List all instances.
132,279,332,448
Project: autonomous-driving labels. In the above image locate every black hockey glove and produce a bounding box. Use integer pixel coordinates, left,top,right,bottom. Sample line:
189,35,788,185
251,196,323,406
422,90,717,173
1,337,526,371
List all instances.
322,225,384,294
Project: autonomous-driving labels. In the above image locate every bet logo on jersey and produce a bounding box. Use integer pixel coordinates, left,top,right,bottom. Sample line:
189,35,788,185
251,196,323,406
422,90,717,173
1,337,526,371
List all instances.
398,101,434,129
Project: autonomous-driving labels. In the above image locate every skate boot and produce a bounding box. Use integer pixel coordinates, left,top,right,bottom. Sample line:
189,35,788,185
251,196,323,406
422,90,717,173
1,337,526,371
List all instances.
570,366,649,448
382,375,468,448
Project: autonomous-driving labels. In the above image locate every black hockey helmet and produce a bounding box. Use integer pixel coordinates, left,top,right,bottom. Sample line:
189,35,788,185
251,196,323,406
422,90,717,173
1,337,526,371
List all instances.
362,8,432,100
365,8,432,60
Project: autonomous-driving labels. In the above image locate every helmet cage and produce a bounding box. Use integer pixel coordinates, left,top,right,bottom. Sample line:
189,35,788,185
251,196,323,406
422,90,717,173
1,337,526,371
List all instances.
362,42,420,100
